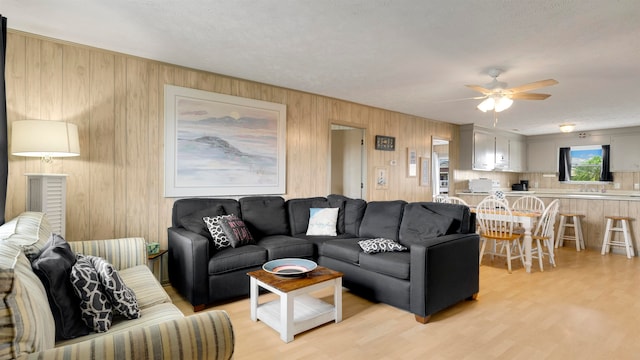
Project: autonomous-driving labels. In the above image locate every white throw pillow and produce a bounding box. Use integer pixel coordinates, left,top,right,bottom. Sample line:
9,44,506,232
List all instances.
306,208,339,236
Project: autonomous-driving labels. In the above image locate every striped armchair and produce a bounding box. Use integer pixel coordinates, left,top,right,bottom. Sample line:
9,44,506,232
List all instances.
1,212,234,360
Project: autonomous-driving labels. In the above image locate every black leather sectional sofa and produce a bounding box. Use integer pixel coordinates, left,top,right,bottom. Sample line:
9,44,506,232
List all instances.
168,195,479,323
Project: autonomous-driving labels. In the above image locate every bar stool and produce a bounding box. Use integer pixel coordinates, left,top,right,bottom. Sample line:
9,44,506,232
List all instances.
555,213,585,251
601,216,634,259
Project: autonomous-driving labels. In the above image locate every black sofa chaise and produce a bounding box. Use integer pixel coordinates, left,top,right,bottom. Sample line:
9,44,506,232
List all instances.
168,195,479,323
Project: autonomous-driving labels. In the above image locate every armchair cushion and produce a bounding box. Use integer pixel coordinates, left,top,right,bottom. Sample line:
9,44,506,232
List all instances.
87,255,140,320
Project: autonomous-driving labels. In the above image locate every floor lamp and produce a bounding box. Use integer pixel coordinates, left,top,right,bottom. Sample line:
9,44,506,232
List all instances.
11,120,80,237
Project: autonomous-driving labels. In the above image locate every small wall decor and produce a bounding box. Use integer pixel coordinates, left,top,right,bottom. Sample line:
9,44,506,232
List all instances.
407,148,417,177
420,157,430,187
164,85,287,197
375,166,389,190
375,135,395,151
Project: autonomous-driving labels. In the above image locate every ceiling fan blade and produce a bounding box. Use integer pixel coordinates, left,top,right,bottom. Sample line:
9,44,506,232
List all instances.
507,79,558,93
434,95,487,103
509,93,552,100
465,84,493,95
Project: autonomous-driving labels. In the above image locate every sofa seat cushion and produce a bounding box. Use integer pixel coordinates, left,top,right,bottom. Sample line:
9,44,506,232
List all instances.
358,251,411,280
208,245,267,275
319,238,364,264
118,265,171,309
256,235,314,260
55,302,184,347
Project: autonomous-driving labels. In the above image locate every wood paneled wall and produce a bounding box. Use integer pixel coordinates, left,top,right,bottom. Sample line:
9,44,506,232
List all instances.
5,30,458,247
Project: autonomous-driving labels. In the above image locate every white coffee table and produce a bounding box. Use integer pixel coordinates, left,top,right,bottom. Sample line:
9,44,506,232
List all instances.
248,266,343,343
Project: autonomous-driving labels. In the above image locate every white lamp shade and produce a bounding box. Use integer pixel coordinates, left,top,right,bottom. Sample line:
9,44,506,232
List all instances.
477,97,495,112
11,120,80,157
494,96,514,112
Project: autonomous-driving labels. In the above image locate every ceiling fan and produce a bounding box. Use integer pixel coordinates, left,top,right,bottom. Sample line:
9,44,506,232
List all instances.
465,68,558,125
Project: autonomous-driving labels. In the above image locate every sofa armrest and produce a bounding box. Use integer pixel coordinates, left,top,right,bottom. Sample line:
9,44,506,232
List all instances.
19,310,234,360
168,227,211,307
409,233,479,319
68,237,147,270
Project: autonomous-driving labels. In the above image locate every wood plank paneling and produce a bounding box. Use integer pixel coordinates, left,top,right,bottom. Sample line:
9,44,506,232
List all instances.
5,30,456,247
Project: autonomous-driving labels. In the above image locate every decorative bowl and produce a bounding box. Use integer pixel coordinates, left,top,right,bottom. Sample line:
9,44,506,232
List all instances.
262,258,317,278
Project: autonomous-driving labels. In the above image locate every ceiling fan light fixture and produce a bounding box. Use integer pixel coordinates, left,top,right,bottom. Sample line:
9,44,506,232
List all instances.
559,123,575,133
494,96,513,112
477,97,495,112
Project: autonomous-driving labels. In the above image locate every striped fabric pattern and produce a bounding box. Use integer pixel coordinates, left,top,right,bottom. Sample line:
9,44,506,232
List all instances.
0,243,56,360
118,265,172,309
69,238,147,270
25,310,235,360
1,212,52,259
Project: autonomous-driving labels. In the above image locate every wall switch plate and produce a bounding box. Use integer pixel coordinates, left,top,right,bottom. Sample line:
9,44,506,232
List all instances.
614,183,621,189
635,183,640,190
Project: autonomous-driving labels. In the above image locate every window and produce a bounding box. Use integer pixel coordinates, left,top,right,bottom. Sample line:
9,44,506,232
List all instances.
558,145,613,183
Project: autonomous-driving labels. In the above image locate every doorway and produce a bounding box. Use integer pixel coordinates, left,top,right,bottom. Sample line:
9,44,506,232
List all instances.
432,137,450,197
330,124,366,199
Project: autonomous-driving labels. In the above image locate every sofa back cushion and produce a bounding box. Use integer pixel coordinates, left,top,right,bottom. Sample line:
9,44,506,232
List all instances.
1,212,52,260
286,197,330,235
171,198,241,228
327,194,367,236
358,200,407,241
239,196,289,238
0,242,56,359
398,202,473,246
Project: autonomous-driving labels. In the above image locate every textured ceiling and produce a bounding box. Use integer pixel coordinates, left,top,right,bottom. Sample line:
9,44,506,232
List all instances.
4,0,640,135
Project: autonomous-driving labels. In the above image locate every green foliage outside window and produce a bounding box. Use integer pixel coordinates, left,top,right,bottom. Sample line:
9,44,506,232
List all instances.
571,155,602,181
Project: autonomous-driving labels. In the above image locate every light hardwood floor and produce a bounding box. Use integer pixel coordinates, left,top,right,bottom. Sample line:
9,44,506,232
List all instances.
165,248,640,359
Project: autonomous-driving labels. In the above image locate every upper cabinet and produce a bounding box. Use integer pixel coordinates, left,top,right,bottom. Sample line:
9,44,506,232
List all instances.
527,139,557,173
460,124,526,172
611,134,640,171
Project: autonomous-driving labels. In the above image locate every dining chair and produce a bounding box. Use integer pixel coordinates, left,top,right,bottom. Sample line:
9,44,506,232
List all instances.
476,197,524,273
434,194,448,203
511,195,545,213
444,196,469,206
530,199,560,271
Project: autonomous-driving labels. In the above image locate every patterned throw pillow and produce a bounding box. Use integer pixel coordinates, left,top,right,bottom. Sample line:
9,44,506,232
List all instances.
203,215,232,250
85,255,140,320
306,208,339,236
358,238,408,254
219,215,255,248
70,255,113,332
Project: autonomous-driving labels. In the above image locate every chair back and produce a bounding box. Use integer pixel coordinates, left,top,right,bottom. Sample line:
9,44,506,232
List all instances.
533,199,560,239
445,196,469,206
434,194,448,203
475,198,515,237
512,195,545,213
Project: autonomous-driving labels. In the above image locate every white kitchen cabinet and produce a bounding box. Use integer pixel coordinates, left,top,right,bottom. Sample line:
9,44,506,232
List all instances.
526,140,557,173
460,124,525,172
509,138,526,172
611,134,640,171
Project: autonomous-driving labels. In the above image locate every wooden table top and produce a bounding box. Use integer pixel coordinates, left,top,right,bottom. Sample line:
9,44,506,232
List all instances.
247,266,343,293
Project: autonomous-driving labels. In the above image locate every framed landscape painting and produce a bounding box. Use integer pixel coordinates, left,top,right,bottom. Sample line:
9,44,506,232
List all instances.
164,85,286,197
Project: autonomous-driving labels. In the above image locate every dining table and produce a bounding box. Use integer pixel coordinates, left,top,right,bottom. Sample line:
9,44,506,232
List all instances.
471,206,542,273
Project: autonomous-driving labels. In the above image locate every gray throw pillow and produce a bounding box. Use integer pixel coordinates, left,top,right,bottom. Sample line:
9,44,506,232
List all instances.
203,215,233,249
85,255,140,320
70,255,113,332
31,234,91,340
219,215,255,248
358,238,407,254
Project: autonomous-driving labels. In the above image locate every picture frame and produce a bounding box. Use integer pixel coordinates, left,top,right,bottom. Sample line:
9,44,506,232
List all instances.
374,166,389,190
375,135,395,151
420,156,430,187
407,148,417,177
164,85,287,197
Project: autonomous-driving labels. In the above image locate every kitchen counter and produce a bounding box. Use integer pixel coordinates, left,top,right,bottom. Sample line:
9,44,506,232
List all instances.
456,190,640,201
